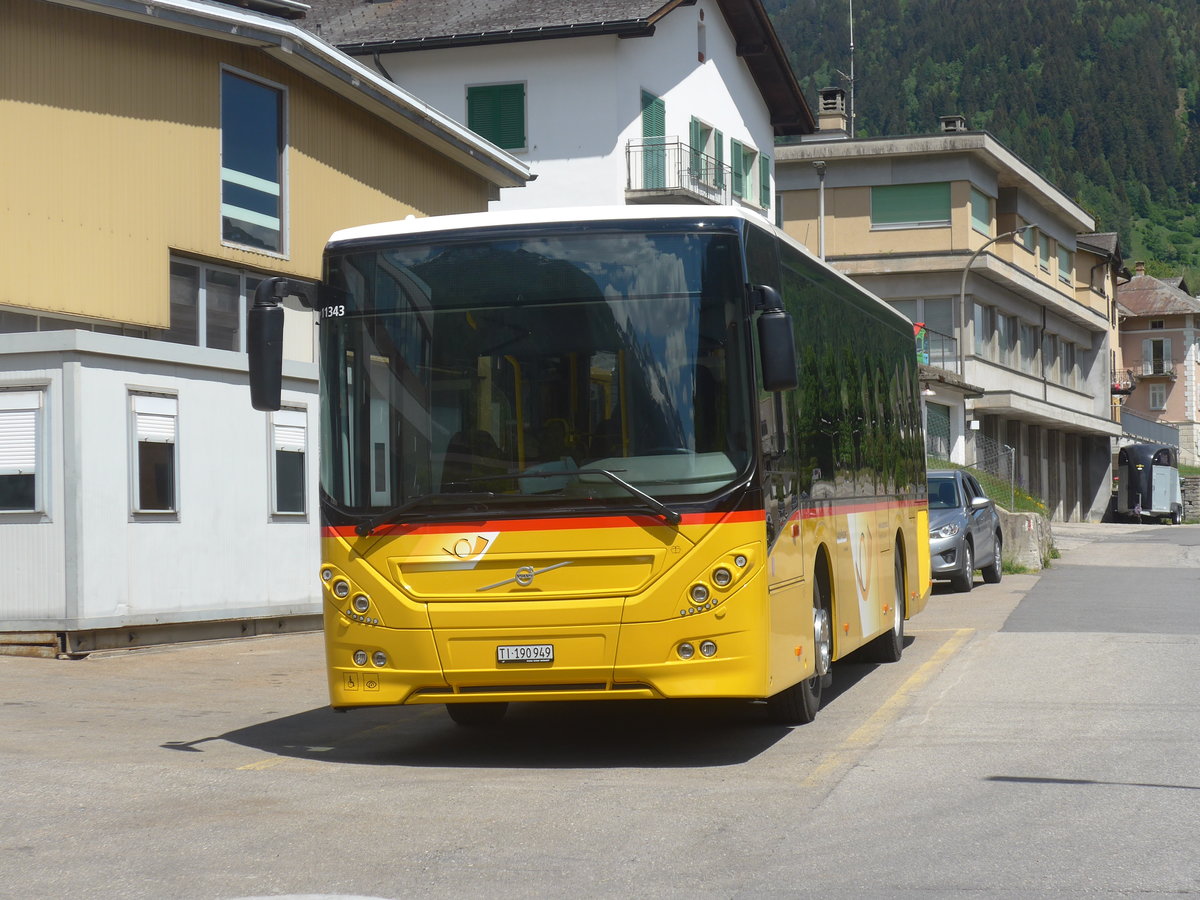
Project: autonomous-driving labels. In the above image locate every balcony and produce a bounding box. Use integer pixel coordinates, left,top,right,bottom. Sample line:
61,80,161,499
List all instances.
1133,358,1176,380
916,326,960,375
625,137,733,206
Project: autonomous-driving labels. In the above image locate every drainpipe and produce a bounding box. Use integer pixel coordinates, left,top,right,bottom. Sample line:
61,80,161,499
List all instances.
813,160,827,260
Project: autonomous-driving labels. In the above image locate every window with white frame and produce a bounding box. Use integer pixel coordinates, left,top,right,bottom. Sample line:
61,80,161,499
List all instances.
0,389,42,513
688,117,724,186
221,69,286,255
871,183,951,229
969,187,992,236
164,260,261,351
1143,338,1171,376
1149,382,1166,410
131,393,177,513
271,407,306,515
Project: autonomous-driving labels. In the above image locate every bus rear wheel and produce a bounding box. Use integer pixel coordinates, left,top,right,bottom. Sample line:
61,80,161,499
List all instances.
865,556,905,663
446,702,508,727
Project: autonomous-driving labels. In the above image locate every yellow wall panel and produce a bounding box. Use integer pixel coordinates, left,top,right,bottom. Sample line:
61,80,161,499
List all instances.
2,0,490,328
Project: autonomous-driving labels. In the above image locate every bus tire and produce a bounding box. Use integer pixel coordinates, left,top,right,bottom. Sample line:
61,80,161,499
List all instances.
767,574,831,726
950,541,974,593
446,702,508,727
981,531,1003,584
866,555,905,663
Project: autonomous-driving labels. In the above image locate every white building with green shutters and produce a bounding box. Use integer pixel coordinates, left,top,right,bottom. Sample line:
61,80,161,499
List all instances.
298,0,814,218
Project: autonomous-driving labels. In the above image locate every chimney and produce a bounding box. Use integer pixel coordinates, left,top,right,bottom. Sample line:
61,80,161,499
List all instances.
939,114,968,133
1135,261,1146,276
817,87,849,137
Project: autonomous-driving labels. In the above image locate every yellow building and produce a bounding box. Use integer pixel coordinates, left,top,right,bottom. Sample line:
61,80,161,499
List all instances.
776,91,1123,522
0,0,530,655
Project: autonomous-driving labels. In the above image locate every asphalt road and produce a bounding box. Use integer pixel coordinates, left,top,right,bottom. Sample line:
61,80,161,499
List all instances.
1,522,1197,899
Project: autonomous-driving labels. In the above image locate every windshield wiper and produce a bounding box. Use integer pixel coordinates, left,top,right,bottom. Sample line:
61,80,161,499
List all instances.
355,491,497,536
450,469,682,526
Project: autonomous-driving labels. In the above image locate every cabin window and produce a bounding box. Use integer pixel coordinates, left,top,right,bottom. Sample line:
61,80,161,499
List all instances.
271,407,307,516
131,393,177,514
0,390,43,513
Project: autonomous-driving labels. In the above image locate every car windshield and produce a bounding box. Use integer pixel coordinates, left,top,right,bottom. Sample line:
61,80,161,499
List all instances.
318,226,754,521
928,476,960,510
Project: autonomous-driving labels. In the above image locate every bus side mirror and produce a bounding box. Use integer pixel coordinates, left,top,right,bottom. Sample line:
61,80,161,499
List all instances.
248,277,313,412
752,284,798,392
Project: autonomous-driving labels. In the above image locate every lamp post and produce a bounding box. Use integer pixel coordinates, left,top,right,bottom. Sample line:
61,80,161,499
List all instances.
958,225,1034,373
813,160,827,259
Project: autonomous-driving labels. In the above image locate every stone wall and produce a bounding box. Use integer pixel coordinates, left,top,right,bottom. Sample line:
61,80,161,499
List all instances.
1183,476,1200,522
998,509,1054,571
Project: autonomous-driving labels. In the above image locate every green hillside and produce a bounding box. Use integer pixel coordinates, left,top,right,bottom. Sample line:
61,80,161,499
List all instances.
767,0,1200,282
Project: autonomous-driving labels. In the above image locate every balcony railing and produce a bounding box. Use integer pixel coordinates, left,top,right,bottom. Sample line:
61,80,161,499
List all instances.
916,326,959,375
625,137,733,205
1133,358,1175,379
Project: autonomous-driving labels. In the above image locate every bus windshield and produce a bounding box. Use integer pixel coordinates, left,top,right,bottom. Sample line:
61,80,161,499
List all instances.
319,226,753,522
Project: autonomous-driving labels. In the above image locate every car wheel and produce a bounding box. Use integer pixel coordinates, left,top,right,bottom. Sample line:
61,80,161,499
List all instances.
950,541,974,593
446,702,508,727
981,531,1003,584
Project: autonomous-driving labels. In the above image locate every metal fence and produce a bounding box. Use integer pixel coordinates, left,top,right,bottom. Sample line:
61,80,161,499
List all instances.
926,416,1017,510
625,137,732,204
916,326,959,375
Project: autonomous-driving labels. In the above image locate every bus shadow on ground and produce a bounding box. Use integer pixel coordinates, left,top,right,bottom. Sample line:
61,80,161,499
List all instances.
166,655,891,769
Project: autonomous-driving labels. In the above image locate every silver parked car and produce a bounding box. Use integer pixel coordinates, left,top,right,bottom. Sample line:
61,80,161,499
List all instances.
927,469,1003,592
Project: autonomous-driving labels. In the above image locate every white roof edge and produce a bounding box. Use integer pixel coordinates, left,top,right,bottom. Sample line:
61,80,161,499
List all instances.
777,133,1094,232
47,0,532,189
328,204,911,328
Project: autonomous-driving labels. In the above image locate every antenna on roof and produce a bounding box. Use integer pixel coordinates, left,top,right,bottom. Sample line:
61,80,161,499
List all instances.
835,0,856,137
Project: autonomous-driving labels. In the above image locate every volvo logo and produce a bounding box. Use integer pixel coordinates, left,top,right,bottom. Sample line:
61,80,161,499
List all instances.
477,561,573,592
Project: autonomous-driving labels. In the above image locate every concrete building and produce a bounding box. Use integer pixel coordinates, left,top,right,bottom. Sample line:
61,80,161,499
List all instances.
0,0,529,655
297,0,814,219
776,94,1122,521
1116,265,1200,464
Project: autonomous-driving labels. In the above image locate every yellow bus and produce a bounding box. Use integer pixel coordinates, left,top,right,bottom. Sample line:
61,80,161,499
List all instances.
249,206,931,726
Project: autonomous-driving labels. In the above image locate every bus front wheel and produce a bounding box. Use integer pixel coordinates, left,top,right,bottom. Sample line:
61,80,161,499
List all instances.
446,702,508,727
767,601,830,726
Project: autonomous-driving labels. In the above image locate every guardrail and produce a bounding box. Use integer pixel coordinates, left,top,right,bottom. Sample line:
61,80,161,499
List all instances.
625,137,732,205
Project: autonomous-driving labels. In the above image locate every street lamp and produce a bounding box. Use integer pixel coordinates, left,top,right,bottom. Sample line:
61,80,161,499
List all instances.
958,225,1034,372
813,160,827,260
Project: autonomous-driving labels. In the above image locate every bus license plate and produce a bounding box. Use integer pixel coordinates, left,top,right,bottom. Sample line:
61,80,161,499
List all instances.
497,644,554,663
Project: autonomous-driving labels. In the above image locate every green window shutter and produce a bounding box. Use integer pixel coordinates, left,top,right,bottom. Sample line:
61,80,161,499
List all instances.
713,130,724,188
870,183,951,226
731,141,744,198
467,83,525,150
641,91,665,139
689,117,702,176
760,155,771,210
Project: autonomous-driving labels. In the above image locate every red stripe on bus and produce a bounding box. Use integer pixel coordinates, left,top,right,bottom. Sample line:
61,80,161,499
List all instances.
322,508,766,539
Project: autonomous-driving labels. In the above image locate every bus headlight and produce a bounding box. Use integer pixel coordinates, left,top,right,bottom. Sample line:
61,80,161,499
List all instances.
690,584,710,604
699,640,718,658
353,650,368,666
333,579,351,599
352,594,371,614
712,567,732,588
371,651,387,668
677,642,695,660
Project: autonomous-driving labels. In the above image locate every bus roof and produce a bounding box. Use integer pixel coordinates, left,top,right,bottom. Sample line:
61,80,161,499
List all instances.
327,205,913,331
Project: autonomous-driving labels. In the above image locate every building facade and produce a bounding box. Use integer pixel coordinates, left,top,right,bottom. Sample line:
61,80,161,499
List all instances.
0,0,529,654
776,99,1122,521
1117,265,1200,465
298,0,813,218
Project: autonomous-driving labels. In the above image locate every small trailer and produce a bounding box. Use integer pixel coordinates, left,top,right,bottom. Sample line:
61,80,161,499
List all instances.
1115,443,1183,524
